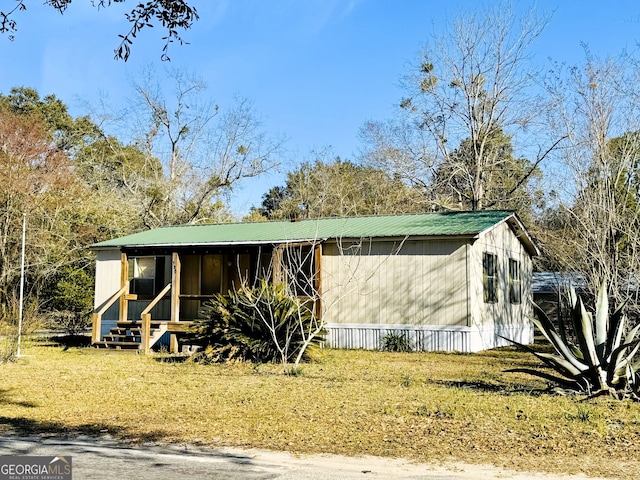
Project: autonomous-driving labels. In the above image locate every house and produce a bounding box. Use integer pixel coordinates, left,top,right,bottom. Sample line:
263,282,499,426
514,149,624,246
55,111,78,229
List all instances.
90,210,539,353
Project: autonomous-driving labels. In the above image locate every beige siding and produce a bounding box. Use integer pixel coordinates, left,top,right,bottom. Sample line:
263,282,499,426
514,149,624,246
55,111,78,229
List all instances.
94,249,122,314
469,222,533,332
321,238,470,327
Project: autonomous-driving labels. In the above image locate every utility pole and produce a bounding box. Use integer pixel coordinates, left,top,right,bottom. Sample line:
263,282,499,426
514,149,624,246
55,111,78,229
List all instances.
17,213,25,357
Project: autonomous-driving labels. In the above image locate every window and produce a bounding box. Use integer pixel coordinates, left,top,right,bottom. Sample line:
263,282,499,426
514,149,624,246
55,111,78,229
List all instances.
483,252,498,303
509,258,521,304
129,256,165,297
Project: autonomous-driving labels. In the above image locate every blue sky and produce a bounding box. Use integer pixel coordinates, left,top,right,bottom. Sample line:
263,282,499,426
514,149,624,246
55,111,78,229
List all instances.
1,1,640,216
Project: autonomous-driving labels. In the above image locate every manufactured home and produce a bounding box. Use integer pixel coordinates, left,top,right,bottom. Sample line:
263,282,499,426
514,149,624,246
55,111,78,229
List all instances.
90,210,539,353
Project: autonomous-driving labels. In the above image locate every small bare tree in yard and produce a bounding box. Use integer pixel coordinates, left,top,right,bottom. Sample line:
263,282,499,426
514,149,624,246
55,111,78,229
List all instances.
190,247,324,370
249,235,408,369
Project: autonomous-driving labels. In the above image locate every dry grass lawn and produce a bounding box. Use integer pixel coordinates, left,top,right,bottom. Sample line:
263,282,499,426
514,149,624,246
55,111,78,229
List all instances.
1,338,639,479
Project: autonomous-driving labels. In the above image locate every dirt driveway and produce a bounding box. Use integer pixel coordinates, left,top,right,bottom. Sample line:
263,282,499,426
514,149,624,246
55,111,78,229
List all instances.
0,434,614,480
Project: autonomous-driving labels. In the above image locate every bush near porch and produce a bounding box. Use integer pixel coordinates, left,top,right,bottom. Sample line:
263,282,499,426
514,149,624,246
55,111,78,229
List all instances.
1,342,639,479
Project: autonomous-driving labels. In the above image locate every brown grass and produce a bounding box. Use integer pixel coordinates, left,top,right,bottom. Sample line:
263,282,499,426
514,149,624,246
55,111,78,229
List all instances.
1,339,639,479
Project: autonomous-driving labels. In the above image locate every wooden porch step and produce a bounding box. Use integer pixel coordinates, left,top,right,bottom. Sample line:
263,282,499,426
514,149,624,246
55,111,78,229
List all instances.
110,328,143,335
97,320,180,351
117,321,163,328
100,324,163,348
104,330,160,340
94,341,141,350
104,334,142,341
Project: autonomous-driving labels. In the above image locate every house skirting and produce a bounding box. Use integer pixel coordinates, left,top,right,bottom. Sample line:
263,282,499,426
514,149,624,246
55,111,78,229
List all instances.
324,322,533,353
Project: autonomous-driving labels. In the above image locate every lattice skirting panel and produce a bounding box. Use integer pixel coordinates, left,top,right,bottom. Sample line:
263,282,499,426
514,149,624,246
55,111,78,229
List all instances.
324,322,533,353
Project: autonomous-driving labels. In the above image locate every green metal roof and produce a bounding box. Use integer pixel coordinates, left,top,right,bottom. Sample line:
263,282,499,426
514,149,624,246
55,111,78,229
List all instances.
91,210,537,254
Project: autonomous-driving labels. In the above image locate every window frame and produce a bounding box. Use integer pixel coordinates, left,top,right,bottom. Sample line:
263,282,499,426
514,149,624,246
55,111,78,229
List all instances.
483,252,498,304
509,258,522,304
128,256,165,298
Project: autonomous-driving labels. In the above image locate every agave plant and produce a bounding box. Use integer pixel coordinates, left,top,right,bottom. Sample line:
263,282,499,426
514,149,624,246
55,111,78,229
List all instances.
506,281,640,400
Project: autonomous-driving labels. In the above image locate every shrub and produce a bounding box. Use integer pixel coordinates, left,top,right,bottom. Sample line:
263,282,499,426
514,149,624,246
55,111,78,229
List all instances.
46,310,91,336
0,295,42,361
380,331,412,352
0,336,18,363
45,266,93,336
190,279,325,365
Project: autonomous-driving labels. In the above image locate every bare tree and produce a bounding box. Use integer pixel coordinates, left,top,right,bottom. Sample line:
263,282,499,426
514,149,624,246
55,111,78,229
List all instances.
243,235,408,370
543,51,640,305
361,3,557,213
114,68,284,227
360,118,435,194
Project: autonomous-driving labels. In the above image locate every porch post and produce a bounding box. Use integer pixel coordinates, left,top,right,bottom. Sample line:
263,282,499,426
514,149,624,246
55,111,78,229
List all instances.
119,252,129,322
91,312,101,344
171,251,181,322
314,243,323,320
141,312,151,354
272,245,283,285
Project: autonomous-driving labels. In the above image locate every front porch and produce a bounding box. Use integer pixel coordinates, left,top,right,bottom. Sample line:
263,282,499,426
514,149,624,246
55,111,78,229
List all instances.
91,243,321,353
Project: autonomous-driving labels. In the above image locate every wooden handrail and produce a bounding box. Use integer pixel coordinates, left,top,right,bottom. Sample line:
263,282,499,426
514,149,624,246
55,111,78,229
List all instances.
92,281,130,344
141,283,172,316
96,282,130,317
141,283,172,355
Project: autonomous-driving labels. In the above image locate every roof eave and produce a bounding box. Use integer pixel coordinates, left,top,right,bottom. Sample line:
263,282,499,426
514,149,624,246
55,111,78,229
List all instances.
475,213,539,257
90,238,329,250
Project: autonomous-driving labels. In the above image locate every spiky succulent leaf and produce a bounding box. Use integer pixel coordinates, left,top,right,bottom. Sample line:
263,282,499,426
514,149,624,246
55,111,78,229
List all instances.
506,368,581,390
498,334,583,378
624,323,640,346
571,344,585,361
531,307,586,371
568,284,578,311
617,339,640,368
607,339,640,387
634,364,640,380
531,303,559,340
595,280,609,358
572,297,600,381
605,304,627,363
628,364,639,390
536,351,585,378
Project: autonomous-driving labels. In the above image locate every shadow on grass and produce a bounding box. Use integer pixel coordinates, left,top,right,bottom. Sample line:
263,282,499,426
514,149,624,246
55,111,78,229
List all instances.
0,416,257,468
28,335,92,350
432,379,546,396
0,415,172,444
48,335,92,348
0,389,38,408
153,354,191,364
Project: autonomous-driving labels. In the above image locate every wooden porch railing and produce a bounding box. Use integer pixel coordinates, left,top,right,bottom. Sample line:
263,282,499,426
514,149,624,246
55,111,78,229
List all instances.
141,283,172,354
91,282,130,344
